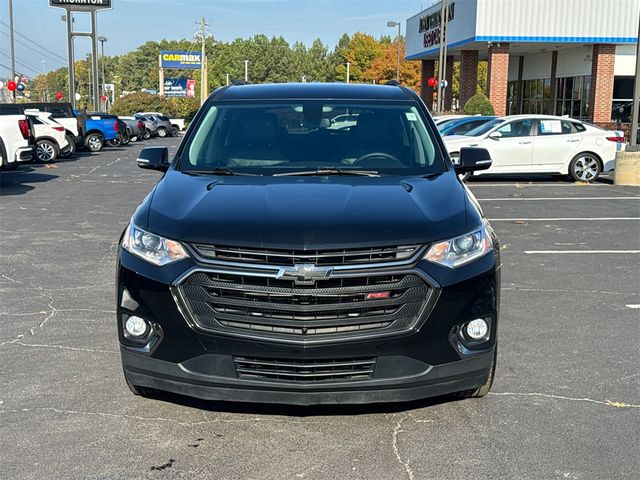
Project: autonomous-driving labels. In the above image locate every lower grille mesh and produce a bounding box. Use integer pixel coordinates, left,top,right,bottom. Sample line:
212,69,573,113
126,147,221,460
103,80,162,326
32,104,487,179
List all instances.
234,356,376,383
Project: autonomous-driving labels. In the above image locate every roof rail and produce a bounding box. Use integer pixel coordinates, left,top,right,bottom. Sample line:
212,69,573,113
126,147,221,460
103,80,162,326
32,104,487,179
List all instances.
385,80,401,86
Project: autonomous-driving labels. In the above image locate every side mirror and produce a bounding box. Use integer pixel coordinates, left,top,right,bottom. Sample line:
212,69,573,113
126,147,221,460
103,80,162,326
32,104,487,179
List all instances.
488,131,502,140
137,146,169,171
454,147,492,174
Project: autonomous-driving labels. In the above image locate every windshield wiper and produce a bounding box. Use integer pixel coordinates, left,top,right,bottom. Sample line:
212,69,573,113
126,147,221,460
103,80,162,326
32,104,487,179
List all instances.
274,167,380,177
183,167,257,176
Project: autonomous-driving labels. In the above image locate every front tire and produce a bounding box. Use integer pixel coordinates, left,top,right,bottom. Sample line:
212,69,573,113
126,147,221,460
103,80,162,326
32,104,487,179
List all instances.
569,153,601,182
86,133,104,152
107,135,121,147
142,129,151,140
156,127,167,138
454,347,497,399
35,139,58,163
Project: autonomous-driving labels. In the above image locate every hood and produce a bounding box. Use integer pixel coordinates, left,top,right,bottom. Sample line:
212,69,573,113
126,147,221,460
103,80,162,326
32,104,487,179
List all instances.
443,135,482,149
144,170,469,250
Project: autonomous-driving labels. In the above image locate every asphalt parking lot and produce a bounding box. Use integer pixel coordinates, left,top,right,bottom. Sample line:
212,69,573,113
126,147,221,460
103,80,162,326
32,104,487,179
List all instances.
1,136,638,480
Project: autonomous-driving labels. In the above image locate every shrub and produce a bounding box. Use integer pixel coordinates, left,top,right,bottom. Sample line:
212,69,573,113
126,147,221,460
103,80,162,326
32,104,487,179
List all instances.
111,92,200,121
463,93,495,116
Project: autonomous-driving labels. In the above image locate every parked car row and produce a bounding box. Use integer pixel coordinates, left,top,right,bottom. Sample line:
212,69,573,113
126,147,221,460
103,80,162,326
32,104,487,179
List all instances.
0,103,184,169
433,114,625,182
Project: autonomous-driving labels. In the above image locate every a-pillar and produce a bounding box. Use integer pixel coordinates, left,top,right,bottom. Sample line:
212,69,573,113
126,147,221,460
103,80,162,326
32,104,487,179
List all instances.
444,55,454,111
459,50,478,110
420,59,436,110
588,44,615,123
487,43,510,116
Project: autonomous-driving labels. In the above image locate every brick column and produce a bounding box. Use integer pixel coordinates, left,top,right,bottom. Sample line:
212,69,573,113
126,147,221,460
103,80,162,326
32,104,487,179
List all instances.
420,59,436,111
459,50,478,110
443,55,455,111
487,43,510,116
588,44,615,123
549,50,558,115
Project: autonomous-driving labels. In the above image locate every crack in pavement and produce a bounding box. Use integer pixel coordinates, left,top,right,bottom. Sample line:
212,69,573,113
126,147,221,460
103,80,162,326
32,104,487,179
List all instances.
390,414,415,480
0,271,115,348
2,341,117,354
489,391,640,408
0,406,328,427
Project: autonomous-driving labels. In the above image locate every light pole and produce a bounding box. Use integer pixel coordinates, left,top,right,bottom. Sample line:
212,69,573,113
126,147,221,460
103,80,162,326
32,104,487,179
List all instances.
8,0,16,101
387,21,401,82
244,60,249,82
346,62,350,83
41,60,47,102
97,36,107,111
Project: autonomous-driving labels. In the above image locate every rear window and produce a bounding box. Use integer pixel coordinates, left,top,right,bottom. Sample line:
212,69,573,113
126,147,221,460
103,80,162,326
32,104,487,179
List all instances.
178,101,445,176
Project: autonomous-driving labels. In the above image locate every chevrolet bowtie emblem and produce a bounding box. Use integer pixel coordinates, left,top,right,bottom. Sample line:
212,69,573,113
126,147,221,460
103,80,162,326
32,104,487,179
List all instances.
276,263,333,285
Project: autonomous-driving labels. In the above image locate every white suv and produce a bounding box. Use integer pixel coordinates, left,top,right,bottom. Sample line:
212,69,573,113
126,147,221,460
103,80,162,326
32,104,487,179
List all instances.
27,112,70,163
0,114,33,170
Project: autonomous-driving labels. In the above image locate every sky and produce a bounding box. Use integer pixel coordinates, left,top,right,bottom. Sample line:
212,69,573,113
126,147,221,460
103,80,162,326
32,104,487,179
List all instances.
0,0,427,80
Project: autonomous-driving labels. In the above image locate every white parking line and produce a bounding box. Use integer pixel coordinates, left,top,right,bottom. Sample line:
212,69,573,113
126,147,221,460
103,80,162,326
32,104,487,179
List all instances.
626,305,640,309
480,196,640,201
491,217,640,221
524,250,640,254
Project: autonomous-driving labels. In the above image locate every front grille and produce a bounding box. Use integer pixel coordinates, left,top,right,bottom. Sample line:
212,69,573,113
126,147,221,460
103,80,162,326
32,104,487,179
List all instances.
176,271,430,342
234,356,376,383
190,244,421,266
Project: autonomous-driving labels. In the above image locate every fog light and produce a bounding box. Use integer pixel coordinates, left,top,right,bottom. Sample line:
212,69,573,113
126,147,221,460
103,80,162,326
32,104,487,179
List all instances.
125,316,148,337
466,318,489,340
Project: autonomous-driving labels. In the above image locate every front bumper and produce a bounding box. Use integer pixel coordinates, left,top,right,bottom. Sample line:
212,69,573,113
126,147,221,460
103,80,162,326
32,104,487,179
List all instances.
117,246,500,405
122,347,494,405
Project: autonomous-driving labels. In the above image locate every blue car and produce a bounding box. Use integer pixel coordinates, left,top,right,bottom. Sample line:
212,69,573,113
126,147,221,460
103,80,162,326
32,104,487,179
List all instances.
438,116,496,137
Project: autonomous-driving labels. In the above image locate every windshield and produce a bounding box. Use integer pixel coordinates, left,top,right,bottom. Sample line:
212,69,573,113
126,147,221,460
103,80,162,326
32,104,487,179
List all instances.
177,101,445,176
465,118,504,137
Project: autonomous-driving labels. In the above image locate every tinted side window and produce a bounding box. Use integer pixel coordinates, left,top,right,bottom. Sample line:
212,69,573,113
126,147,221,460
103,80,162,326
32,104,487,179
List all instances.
497,120,533,138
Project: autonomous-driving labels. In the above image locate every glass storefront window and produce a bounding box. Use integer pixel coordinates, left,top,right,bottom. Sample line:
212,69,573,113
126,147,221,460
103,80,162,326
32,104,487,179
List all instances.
555,75,590,121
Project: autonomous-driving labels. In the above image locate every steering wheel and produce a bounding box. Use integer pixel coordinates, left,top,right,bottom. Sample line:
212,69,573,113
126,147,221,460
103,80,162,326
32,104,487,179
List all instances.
353,152,401,166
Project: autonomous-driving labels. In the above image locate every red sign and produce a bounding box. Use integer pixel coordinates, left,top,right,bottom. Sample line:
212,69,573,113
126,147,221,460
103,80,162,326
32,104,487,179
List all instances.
186,79,196,98
55,91,63,100
7,81,17,91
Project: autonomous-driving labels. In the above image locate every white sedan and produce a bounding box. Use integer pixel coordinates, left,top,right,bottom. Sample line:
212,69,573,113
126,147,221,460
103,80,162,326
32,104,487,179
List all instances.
443,115,623,182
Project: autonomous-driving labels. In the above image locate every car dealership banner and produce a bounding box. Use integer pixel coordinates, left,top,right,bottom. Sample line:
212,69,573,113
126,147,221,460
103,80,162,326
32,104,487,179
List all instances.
160,51,202,70
164,78,196,97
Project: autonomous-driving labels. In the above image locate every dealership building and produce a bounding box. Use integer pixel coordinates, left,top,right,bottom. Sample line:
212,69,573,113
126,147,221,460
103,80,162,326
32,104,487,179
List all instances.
405,0,639,130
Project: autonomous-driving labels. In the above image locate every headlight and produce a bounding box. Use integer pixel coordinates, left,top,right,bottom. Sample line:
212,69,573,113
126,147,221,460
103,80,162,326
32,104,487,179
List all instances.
122,223,188,266
424,222,493,268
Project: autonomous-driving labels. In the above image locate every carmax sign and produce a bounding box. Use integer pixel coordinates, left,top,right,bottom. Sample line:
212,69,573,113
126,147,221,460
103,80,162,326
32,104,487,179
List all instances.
160,51,202,70
49,0,112,9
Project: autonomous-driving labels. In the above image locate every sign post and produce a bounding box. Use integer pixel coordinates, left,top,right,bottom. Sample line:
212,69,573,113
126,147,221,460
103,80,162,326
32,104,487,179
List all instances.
49,0,112,109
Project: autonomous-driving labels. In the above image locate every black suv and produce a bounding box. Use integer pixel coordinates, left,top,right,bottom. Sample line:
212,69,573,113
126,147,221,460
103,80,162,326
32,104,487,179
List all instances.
117,83,500,405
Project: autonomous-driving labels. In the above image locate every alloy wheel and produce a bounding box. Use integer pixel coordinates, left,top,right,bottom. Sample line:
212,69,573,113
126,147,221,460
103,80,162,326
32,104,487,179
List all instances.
36,142,56,162
87,135,103,152
572,155,599,182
